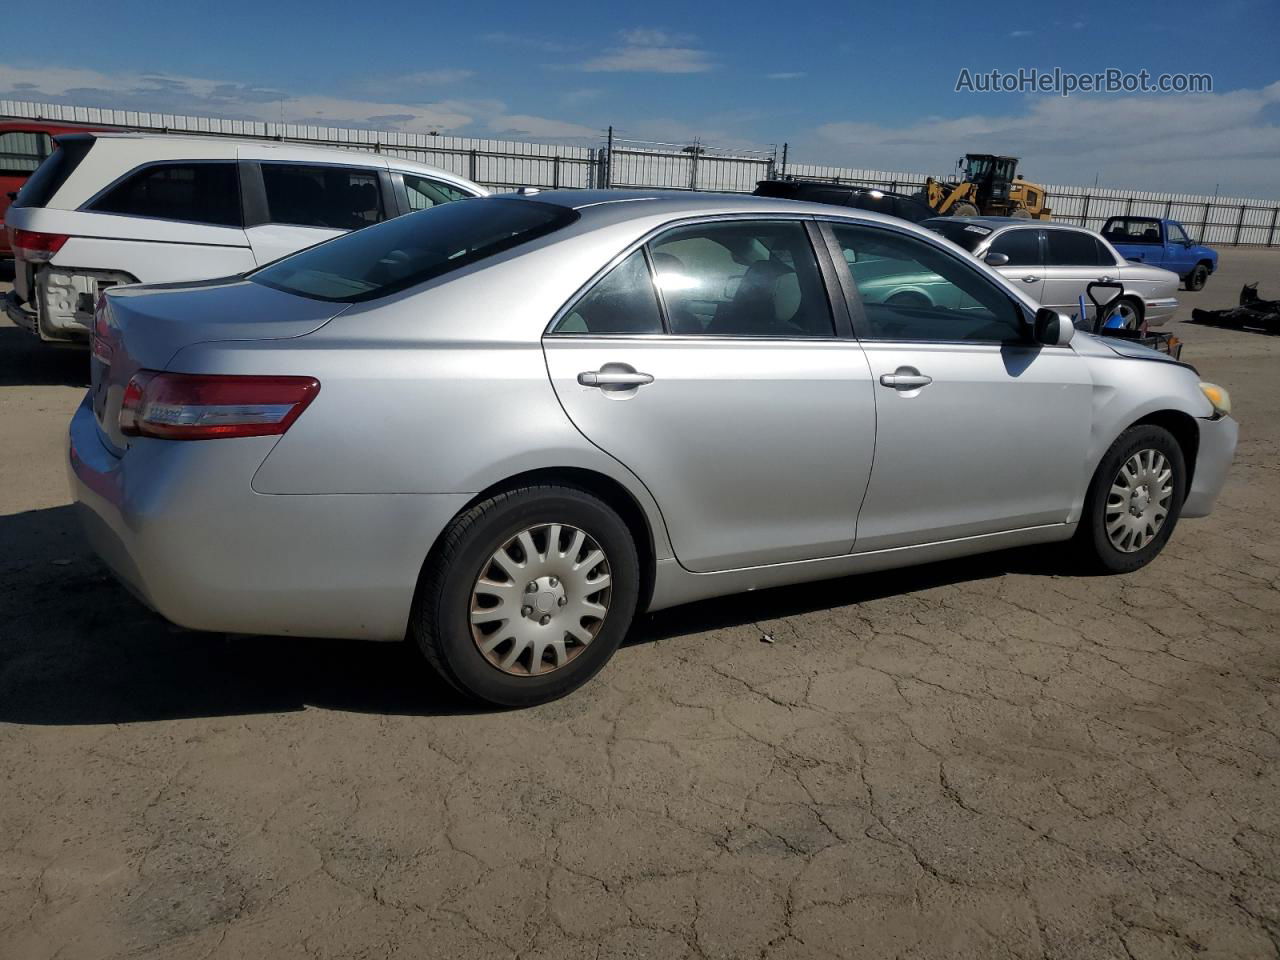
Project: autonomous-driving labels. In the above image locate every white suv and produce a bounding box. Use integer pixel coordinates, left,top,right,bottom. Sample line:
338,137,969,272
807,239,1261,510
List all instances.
3,133,486,345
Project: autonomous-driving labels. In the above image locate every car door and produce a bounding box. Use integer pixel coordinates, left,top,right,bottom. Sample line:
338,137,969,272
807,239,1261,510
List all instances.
243,160,388,264
1164,221,1195,276
824,220,1093,552
542,217,878,573
981,227,1044,303
1040,227,1119,325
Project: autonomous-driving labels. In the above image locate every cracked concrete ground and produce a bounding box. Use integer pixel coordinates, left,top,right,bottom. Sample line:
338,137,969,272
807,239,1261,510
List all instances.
1,251,1278,960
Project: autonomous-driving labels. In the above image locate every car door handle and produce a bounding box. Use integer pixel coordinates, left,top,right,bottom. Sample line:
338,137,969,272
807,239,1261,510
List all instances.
1021,275,1040,283
577,370,655,388
880,372,933,389
1097,275,1116,282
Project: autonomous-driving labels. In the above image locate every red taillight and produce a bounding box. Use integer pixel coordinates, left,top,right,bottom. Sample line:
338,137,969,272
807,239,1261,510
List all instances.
11,228,69,263
119,372,321,441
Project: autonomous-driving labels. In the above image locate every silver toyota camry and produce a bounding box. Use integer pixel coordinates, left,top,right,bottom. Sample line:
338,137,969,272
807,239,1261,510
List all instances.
71,191,1238,706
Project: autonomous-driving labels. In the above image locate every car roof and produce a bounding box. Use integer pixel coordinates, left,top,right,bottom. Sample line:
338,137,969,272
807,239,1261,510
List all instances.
755,180,919,200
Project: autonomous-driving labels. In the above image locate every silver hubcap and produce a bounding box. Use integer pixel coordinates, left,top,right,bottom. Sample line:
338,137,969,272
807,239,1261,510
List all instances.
1105,449,1174,553
469,523,611,677
1107,301,1139,330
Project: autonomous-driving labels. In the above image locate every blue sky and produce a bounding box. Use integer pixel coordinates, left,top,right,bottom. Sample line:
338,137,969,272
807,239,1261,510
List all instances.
3,0,1278,197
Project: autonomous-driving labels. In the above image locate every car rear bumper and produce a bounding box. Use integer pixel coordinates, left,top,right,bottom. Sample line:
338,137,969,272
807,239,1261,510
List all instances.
1144,297,1178,328
1183,413,1238,518
3,289,37,332
68,395,469,640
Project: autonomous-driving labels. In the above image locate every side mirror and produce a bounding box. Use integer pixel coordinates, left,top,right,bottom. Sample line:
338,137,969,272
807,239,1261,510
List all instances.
984,251,1010,266
1033,307,1074,346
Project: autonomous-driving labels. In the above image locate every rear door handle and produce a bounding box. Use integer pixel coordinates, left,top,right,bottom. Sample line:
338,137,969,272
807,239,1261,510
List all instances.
1021,275,1040,283
577,370,654,388
1097,275,1116,282
880,373,933,389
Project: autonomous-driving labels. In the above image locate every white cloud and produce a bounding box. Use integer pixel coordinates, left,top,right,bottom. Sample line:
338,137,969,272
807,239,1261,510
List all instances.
808,81,1280,198
481,32,574,54
1009,29,1034,38
766,72,806,80
579,29,714,74
397,69,476,85
0,64,601,144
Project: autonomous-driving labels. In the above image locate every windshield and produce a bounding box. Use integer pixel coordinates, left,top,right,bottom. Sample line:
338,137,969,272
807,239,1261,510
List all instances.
250,197,579,302
922,218,993,252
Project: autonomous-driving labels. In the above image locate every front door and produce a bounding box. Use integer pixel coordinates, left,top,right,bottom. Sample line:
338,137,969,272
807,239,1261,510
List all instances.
542,219,878,573
983,226,1045,304
825,220,1093,552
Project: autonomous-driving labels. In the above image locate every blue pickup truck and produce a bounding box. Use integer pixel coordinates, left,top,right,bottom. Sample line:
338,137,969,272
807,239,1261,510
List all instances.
1101,216,1218,291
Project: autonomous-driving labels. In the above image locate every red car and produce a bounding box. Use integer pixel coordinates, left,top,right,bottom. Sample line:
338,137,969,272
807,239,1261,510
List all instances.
1,120,108,260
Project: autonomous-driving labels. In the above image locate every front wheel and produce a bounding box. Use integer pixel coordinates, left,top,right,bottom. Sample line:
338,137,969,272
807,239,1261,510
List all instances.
1185,264,1209,291
413,485,640,707
1077,425,1186,574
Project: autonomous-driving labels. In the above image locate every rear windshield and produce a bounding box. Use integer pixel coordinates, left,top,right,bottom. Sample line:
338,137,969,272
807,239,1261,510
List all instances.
922,218,994,252
250,197,578,302
12,135,95,208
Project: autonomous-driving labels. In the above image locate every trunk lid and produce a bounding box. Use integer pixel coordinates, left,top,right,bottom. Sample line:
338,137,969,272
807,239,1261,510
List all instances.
91,276,347,455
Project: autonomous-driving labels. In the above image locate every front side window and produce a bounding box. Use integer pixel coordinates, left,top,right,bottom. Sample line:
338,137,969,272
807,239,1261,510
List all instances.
648,220,834,337
832,223,1023,343
251,197,577,303
261,163,382,230
1045,229,1108,266
90,162,242,227
0,130,53,177
987,229,1040,266
1167,221,1191,244
403,174,473,211
553,251,663,335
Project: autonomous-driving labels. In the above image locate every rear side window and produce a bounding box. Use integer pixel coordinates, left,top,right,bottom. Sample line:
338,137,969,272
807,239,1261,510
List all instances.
91,162,242,227
553,251,663,335
250,197,578,302
262,163,382,230
403,173,473,211
0,130,53,177
987,229,1040,266
1045,229,1109,266
12,136,94,209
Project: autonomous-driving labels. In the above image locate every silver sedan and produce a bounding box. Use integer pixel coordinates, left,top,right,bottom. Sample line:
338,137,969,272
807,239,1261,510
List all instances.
71,191,1237,706
924,217,1181,329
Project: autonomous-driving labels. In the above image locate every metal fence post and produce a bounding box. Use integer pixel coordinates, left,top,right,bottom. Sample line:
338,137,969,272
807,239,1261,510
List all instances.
468,148,478,183
552,156,560,190
1269,205,1279,248
688,141,700,191
1233,203,1246,246
604,126,613,189
1081,193,1091,229
1200,201,1212,244
780,142,788,179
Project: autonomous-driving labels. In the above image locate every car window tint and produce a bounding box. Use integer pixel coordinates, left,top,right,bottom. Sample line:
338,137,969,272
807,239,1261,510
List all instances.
403,173,473,211
1093,237,1119,266
553,250,663,335
90,162,242,227
833,223,1023,343
648,221,834,337
251,197,577,303
988,229,1040,266
1045,229,1108,266
262,163,383,230
0,130,53,177
853,192,895,216
892,197,929,223
1103,218,1160,243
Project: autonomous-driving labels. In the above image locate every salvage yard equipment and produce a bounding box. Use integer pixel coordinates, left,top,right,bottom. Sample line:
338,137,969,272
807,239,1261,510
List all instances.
1086,280,1183,358
921,154,1052,220
1190,284,1280,334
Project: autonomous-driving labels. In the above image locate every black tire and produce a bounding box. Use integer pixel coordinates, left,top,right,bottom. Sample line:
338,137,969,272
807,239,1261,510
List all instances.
951,202,980,217
413,484,640,707
1185,264,1209,292
1009,208,1033,220
1076,425,1186,574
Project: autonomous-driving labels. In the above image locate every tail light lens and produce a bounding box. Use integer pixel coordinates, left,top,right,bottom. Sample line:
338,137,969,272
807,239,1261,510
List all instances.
10,228,70,263
119,372,320,440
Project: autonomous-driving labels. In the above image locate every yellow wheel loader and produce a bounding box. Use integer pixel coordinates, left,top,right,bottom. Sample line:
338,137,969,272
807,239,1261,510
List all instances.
921,154,1052,219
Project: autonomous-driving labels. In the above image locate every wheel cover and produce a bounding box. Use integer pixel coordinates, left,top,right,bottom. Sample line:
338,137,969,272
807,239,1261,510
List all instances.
1105,449,1174,553
469,523,612,677
1107,301,1140,330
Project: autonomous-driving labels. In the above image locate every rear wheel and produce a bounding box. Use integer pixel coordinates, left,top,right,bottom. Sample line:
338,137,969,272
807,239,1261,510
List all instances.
1185,264,1209,291
1077,425,1186,574
951,202,980,217
413,485,640,707
1010,208,1033,219
1103,296,1143,331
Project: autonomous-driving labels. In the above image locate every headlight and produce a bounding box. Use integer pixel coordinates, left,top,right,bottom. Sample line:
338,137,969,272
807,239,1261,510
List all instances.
1199,382,1231,416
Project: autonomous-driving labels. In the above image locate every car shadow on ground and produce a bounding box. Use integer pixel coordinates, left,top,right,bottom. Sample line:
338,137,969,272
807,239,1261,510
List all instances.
0,505,1070,725
0,323,91,388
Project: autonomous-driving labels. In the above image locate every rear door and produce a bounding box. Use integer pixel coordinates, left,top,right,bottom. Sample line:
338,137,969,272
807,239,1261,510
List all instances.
1040,228,1119,324
543,217,878,573
243,160,389,264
